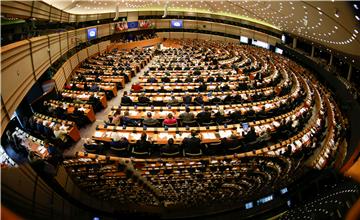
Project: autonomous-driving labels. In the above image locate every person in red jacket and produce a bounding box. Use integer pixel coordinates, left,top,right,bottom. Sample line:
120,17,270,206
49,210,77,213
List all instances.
131,83,143,92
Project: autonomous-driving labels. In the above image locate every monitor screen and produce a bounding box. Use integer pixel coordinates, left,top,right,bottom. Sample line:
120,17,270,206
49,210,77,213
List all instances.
252,40,270,49
245,202,253,209
127,21,139,29
242,123,249,130
281,34,286,43
240,36,249,44
275,48,283,54
87,28,97,40
257,195,273,205
280,187,288,194
171,20,183,28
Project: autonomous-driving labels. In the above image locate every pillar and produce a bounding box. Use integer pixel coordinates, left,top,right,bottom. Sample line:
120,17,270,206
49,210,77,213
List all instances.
292,38,297,49
347,64,352,81
311,45,315,57
329,53,333,65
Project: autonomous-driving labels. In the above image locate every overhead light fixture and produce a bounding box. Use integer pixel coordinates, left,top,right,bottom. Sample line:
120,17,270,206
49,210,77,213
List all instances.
355,29,359,34
356,15,360,21
354,4,359,10
334,9,339,18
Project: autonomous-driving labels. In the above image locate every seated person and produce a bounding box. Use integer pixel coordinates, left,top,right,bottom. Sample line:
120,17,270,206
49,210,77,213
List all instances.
90,84,100,92
131,83,143,92
216,75,224,82
161,76,171,83
179,107,195,123
158,86,167,93
183,93,192,105
174,78,183,83
134,132,152,154
163,113,177,126
111,133,129,150
160,138,180,155
111,113,122,126
197,82,207,92
196,107,212,124
207,76,215,82
121,111,139,126
194,95,204,106
167,96,179,106
221,131,240,150
184,76,193,83
182,130,202,154
147,76,158,83
210,96,222,104
138,93,151,104
121,91,133,105
53,124,69,143
221,83,230,91
143,112,159,126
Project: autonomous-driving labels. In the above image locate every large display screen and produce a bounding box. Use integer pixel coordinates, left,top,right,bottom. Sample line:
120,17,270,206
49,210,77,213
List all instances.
275,47,283,54
240,36,249,44
87,28,97,40
171,20,183,28
127,21,139,29
252,39,270,49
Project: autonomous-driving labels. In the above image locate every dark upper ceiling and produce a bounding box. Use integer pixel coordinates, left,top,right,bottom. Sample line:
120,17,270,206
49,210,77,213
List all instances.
43,1,360,57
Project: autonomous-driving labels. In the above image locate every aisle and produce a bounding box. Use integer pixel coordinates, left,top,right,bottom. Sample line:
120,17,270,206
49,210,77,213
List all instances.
63,56,156,157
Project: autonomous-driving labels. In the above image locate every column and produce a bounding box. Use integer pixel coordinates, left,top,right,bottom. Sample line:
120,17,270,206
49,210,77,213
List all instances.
292,38,297,49
329,53,333,66
311,45,315,57
347,64,352,81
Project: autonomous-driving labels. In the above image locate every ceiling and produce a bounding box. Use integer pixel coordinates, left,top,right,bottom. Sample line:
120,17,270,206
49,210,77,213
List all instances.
43,0,360,57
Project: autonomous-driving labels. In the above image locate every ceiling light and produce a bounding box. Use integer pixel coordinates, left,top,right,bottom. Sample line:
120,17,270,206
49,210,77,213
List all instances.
354,4,359,10
355,29,359,34
356,15,360,21
334,10,340,18
334,26,338,29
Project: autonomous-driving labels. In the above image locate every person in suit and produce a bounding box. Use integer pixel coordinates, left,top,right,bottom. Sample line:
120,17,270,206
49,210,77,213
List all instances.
121,91,133,105
183,93,192,105
198,82,207,92
167,96,179,106
138,93,150,104
147,76,158,83
221,83,230,91
207,76,215,82
194,94,204,106
196,107,212,124
216,75,224,82
158,86,168,93
161,138,179,155
143,112,159,126
134,132,152,153
161,76,171,83
182,130,202,154
184,76,193,83
179,107,195,123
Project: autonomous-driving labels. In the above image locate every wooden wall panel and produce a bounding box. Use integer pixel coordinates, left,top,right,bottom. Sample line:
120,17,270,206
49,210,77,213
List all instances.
157,32,169,38
1,1,32,18
32,1,51,21
87,44,99,57
98,40,111,52
97,13,112,20
240,28,255,39
97,24,110,38
53,68,66,91
69,54,79,72
198,21,212,31
1,41,35,116
169,32,184,39
127,12,138,22
59,32,69,56
77,49,88,63
77,15,87,23
29,36,51,79
225,25,240,36
69,14,77,23
87,14,98,22
1,104,10,135
50,6,62,22
268,36,280,45
67,31,77,51
212,23,225,33
62,61,72,79
48,33,61,63
61,12,70,23
198,33,211,40
254,31,268,43
184,20,198,29
211,35,225,41
155,19,170,28
75,28,87,44
184,33,198,39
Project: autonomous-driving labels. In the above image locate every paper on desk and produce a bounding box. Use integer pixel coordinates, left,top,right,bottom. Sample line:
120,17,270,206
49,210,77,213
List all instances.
159,133,174,140
202,132,216,139
175,133,190,139
94,131,103,138
219,130,232,138
130,133,141,140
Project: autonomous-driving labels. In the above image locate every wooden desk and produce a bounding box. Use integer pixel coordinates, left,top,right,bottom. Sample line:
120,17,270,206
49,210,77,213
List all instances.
69,82,118,97
61,90,108,108
13,128,49,159
45,100,96,122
